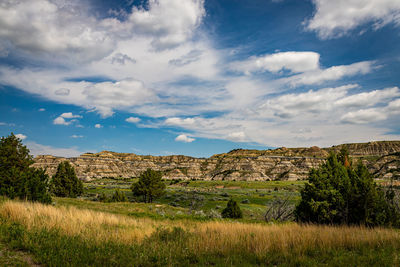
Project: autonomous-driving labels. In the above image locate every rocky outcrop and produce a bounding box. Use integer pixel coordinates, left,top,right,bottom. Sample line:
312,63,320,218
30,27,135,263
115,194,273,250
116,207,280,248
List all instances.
32,141,400,181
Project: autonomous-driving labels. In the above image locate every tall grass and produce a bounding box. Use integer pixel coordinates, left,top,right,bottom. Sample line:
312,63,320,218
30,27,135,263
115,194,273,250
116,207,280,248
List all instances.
1,200,400,257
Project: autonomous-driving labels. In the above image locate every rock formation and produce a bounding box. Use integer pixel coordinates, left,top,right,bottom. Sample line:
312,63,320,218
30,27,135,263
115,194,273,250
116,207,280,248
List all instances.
32,141,400,181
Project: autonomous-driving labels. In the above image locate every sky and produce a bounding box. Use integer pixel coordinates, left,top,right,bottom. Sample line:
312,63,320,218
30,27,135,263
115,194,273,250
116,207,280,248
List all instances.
0,0,400,158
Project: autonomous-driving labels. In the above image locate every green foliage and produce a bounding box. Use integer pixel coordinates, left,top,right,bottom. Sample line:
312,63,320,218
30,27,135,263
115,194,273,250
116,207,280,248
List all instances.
52,161,83,198
0,133,51,203
131,168,166,203
295,150,399,226
110,189,127,202
221,199,243,218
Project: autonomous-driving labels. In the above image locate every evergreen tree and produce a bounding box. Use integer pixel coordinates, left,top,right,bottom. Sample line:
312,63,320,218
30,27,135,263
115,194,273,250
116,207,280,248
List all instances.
131,169,166,203
295,151,399,226
0,133,51,203
52,161,83,197
221,199,243,219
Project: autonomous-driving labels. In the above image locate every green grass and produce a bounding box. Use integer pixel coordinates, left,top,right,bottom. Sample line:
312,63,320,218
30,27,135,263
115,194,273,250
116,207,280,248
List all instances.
1,220,399,267
81,179,303,222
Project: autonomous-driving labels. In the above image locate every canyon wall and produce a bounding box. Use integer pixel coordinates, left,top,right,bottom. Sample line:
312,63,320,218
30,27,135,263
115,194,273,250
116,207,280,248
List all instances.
32,141,400,181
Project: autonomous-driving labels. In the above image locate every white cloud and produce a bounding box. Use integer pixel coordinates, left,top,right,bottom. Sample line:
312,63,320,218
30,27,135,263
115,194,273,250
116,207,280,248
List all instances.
60,112,82,119
231,51,320,74
53,116,70,125
285,61,374,86
38,108,45,112
53,112,82,125
128,0,205,50
126,117,141,123
27,141,84,157
0,0,115,63
15,134,27,140
82,79,157,117
175,134,195,143
335,87,400,108
165,117,196,126
228,132,246,142
307,0,400,39
95,124,102,128
341,97,400,124
262,84,357,118
71,135,84,138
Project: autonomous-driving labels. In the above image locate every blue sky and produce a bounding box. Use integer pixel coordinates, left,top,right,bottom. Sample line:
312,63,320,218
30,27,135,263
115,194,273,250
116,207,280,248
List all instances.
1,0,400,157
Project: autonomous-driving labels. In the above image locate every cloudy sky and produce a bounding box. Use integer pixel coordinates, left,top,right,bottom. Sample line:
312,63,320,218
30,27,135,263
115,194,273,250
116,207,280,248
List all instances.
1,0,400,157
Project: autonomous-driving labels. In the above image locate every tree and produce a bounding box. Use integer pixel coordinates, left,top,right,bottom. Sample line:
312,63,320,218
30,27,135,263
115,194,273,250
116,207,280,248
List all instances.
131,168,166,203
0,133,51,203
295,150,399,227
52,161,83,197
110,189,127,202
221,199,243,219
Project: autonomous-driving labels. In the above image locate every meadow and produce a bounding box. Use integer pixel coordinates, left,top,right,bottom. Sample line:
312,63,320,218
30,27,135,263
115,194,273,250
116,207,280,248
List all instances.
1,179,400,266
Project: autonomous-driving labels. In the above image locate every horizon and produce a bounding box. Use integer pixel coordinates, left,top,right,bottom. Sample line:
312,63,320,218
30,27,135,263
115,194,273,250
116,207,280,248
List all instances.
1,0,400,158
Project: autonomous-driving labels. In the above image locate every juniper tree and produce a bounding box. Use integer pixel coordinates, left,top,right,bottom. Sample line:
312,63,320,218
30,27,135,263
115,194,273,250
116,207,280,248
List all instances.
131,168,166,203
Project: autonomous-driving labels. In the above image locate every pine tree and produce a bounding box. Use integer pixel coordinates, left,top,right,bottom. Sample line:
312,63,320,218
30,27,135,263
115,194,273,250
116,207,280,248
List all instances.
0,133,51,203
131,169,166,203
295,151,399,226
52,161,83,197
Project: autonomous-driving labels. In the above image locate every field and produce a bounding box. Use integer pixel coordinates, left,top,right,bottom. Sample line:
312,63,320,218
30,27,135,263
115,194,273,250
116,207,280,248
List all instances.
1,179,400,266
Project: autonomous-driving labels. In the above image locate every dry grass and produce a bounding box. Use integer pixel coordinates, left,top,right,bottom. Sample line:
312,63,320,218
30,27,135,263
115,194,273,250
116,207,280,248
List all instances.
1,200,400,256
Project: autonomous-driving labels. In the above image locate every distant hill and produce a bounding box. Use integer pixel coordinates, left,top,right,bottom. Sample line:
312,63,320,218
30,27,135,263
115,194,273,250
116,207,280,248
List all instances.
32,141,400,181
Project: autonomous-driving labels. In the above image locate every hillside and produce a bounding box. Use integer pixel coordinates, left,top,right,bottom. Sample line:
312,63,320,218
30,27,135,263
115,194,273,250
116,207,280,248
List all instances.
32,141,400,181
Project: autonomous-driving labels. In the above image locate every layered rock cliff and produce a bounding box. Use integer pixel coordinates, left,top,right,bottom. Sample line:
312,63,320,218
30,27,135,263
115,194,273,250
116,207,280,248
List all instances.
32,141,400,181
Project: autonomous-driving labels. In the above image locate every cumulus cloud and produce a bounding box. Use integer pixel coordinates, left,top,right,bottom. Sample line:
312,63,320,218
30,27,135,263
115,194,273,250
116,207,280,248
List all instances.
262,84,357,118
341,97,400,124
284,61,375,86
38,108,45,112
27,141,84,157
231,51,320,74
0,0,115,63
307,0,400,39
53,112,82,125
126,117,141,123
71,135,84,138
175,134,195,143
15,134,27,140
129,0,205,50
82,79,157,117
335,87,400,108
95,124,102,128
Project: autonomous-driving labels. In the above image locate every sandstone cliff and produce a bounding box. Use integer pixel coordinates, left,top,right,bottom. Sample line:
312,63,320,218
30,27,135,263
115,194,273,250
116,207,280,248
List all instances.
32,141,400,181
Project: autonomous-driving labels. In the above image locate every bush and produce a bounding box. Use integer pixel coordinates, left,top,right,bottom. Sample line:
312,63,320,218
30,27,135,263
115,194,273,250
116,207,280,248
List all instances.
131,169,166,203
52,161,83,197
295,149,400,227
110,189,127,202
0,133,51,203
221,199,243,219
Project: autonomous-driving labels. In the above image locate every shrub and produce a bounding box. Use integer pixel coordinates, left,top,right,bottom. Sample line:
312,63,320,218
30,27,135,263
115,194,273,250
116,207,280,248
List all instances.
221,199,243,219
52,161,83,197
295,149,400,227
110,189,127,202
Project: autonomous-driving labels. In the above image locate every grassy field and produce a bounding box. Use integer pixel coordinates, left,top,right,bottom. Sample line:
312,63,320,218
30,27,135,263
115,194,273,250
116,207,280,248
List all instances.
1,200,400,266
1,179,400,266
82,179,303,221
